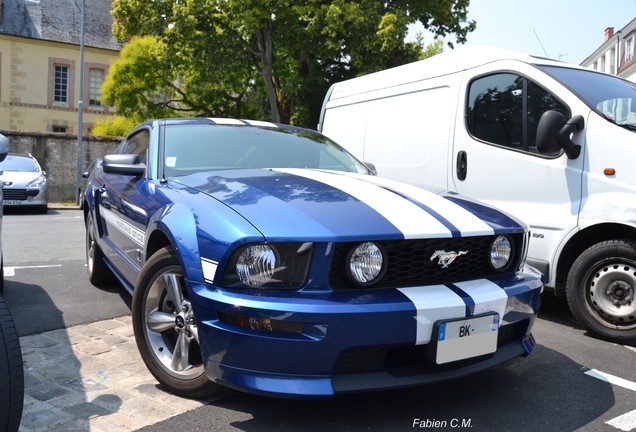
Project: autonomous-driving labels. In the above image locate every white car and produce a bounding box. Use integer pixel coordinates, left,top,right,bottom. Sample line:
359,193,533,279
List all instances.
0,154,48,213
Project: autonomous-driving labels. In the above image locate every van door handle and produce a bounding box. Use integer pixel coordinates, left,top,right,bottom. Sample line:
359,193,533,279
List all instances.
456,151,467,181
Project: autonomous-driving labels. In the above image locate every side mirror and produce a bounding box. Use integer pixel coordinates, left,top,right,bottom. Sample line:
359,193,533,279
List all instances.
103,154,146,176
536,111,584,159
0,134,9,163
364,162,377,175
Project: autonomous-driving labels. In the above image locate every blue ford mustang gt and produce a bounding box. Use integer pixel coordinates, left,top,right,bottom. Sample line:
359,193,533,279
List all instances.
83,118,543,398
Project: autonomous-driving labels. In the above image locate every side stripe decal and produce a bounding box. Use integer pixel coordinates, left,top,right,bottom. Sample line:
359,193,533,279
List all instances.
201,258,218,283
100,205,145,247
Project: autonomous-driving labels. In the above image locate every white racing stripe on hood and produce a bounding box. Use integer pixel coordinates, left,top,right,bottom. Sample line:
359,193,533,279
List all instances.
275,168,452,238
336,172,495,236
397,286,466,345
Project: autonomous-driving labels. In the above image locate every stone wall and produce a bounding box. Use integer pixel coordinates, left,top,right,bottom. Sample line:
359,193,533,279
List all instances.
0,130,121,202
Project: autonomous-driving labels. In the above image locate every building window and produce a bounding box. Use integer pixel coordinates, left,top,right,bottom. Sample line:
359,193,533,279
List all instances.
54,65,69,103
625,36,634,63
89,68,104,106
52,125,68,133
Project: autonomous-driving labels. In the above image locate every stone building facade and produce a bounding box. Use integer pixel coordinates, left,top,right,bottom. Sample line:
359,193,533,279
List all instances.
0,0,121,133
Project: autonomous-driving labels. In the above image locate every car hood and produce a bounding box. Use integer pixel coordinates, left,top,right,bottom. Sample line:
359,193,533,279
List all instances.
0,171,41,187
171,168,521,241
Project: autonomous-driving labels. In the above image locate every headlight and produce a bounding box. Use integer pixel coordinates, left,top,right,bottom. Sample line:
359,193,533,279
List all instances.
27,175,47,188
490,235,512,270
236,244,277,287
222,242,313,289
347,242,386,286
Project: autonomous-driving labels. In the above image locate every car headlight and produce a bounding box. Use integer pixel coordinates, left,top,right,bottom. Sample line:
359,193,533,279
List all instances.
236,244,277,287
222,242,313,289
347,242,386,286
490,235,512,270
27,175,47,188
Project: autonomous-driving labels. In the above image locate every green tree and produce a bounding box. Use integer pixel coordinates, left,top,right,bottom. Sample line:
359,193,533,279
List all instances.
109,0,475,127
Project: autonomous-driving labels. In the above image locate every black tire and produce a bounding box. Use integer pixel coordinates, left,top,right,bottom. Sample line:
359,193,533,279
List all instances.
0,257,4,294
132,247,225,398
85,213,112,286
0,295,24,432
566,240,636,344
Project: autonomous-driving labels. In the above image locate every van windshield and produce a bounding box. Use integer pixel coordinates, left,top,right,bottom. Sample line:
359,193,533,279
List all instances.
537,65,636,128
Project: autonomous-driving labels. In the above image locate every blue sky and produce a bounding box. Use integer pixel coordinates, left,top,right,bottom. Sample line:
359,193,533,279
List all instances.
413,0,636,65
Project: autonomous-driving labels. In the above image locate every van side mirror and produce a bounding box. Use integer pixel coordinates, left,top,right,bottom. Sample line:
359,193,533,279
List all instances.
536,111,584,159
364,162,377,175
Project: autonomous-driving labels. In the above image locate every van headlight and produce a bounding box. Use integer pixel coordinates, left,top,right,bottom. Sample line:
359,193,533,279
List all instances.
490,235,512,270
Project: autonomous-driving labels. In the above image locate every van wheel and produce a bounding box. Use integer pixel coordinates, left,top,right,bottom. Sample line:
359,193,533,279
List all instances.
0,295,24,432
566,240,636,344
132,247,226,398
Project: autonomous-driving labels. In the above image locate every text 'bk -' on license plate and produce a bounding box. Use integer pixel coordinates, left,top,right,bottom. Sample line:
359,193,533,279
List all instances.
432,313,500,364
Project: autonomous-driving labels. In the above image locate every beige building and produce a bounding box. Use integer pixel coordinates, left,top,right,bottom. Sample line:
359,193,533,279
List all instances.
0,0,120,133
581,18,636,82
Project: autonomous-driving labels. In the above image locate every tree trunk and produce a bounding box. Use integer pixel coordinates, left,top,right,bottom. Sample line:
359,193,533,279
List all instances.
256,20,281,123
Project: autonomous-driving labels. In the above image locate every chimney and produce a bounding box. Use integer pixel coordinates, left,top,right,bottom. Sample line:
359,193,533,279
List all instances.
605,27,615,41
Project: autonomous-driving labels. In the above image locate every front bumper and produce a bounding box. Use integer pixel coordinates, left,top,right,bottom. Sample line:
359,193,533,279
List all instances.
2,187,48,208
189,265,543,398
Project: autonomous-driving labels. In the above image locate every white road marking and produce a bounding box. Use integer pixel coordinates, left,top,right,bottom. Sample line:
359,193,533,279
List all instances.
585,368,636,431
5,264,63,277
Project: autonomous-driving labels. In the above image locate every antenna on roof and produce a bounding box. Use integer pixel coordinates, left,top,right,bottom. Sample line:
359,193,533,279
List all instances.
533,29,550,57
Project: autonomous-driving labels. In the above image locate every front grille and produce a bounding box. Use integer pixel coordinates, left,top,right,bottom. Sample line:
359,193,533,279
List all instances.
333,320,528,374
329,234,523,290
2,189,29,201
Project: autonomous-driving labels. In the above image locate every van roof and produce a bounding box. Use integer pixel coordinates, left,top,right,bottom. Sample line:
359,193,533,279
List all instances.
328,46,580,100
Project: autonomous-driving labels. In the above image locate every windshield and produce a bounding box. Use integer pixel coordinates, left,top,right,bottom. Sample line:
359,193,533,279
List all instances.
163,124,370,178
0,156,38,172
538,65,636,127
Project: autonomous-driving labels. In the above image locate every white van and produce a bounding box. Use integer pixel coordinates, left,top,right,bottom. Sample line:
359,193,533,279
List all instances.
319,46,636,344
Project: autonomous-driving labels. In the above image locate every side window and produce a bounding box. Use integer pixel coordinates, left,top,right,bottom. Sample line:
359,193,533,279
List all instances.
120,129,150,165
467,73,569,154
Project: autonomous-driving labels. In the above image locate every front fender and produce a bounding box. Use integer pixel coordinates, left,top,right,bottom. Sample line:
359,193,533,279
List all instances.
147,199,265,284
147,203,202,282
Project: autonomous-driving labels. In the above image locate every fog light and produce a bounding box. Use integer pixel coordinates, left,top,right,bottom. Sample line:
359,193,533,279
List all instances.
490,235,512,270
347,242,386,285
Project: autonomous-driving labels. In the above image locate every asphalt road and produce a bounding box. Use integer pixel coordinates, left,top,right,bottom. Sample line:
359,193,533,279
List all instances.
2,208,635,432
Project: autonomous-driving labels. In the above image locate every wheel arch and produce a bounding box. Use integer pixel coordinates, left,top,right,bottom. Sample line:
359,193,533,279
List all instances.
555,223,636,296
145,203,204,283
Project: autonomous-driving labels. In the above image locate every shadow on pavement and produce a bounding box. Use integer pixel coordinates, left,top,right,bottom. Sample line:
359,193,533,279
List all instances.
137,343,616,432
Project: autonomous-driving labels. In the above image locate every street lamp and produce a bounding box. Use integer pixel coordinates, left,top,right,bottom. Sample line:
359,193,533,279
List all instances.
76,0,85,205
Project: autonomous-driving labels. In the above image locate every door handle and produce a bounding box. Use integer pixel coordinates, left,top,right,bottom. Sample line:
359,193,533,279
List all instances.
456,151,467,181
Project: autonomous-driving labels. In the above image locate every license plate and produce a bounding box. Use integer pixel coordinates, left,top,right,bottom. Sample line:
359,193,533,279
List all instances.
431,313,500,364
3,200,21,206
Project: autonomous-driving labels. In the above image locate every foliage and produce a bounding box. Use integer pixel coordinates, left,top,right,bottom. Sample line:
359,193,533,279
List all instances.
91,116,139,137
108,0,475,127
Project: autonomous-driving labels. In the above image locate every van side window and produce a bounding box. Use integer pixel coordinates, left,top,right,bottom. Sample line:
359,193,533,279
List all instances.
467,73,569,154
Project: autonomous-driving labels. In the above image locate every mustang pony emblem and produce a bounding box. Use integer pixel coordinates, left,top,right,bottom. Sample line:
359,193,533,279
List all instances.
430,250,468,268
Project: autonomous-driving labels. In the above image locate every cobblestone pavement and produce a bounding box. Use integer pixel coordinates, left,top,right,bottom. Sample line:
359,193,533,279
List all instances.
18,315,220,431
